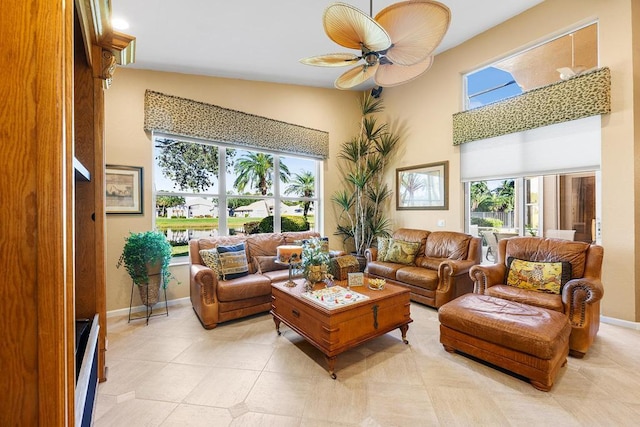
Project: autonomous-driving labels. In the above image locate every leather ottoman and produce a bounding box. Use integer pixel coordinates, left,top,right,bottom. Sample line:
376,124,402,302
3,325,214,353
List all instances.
438,294,570,391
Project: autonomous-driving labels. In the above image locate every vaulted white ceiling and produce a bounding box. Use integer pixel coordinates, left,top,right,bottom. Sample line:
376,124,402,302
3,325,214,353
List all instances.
112,0,544,89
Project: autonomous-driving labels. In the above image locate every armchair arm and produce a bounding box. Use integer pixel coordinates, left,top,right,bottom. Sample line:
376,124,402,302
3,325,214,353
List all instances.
365,247,378,263
469,264,507,294
190,264,218,305
562,277,604,327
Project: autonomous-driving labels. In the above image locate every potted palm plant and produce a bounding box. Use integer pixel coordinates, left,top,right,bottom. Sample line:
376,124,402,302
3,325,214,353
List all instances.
117,230,176,306
332,93,399,266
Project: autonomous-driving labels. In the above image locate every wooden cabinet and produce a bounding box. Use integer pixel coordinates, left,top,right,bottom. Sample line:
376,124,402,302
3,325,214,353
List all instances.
0,0,134,424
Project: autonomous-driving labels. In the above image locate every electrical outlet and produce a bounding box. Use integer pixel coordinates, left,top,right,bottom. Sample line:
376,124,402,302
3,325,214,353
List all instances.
437,219,445,227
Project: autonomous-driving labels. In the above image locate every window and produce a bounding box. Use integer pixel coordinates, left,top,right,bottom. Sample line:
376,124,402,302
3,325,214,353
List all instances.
153,135,321,259
464,23,598,109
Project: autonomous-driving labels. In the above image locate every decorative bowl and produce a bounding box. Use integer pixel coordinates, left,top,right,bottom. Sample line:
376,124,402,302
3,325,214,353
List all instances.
368,278,386,290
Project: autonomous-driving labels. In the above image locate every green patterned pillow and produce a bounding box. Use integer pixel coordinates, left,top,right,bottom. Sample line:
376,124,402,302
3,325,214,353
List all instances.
199,248,223,280
377,237,391,260
384,239,421,265
506,257,572,295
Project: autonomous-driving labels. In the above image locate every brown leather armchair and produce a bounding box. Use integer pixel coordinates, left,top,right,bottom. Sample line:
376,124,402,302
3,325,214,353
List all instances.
469,236,604,358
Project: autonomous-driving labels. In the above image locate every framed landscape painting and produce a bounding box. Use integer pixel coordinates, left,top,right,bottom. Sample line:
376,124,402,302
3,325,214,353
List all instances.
396,161,448,210
106,165,143,214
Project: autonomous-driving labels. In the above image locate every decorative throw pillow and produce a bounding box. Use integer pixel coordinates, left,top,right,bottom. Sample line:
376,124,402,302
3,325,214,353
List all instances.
217,243,250,280
199,248,223,280
506,257,572,294
254,255,288,274
384,239,421,265
377,237,391,261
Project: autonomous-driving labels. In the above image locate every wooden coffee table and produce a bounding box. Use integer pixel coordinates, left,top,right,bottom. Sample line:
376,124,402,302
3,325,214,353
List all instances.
270,278,412,379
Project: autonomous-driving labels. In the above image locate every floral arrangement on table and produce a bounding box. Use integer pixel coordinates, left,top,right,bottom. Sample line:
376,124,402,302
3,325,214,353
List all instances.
300,237,331,284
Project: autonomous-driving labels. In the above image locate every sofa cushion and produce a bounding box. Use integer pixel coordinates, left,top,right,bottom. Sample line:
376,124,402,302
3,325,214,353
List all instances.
503,237,589,278
366,261,404,280
246,233,286,258
486,284,564,312
384,239,421,264
395,266,438,290
254,255,288,274
216,274,272,302
424,231,471,259
282,231,320,244
419,256,448,270
217,243,250,280
262,269,303,283
199,248,223,280
506,257,571,295
377,237,392,260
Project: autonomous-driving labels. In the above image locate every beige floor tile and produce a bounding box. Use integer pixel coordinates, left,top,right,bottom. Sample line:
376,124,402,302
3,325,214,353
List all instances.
367,381,439,426
554,395,640,426
208,340,275,370
135,363,213,402
302,377,368,424
244,371,314,417
98,358,166,396
183,367,260,408
428,386,511,426
264,344,327,377
97,302,640,426
94,398,177,427
491,392,582,426
230,411,301,427
161,404,233,426
362,351,422,385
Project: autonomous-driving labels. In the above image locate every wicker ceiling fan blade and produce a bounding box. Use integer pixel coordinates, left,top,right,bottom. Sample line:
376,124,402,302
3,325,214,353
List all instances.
299,53,360,67
374,56,434,87
324,3,391,51
375,0,451,66
335,63,378,90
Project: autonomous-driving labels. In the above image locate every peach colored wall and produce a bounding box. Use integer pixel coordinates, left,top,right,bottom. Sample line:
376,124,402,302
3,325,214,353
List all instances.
379,0,636,321
105,0,638,322
104,68,359,312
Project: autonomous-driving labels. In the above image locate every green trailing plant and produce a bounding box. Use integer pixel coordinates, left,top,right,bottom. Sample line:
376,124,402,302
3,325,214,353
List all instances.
116,230,176,288
332,92,399,256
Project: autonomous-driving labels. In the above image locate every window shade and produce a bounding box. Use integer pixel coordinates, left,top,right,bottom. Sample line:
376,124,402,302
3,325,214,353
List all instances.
460,115,601,182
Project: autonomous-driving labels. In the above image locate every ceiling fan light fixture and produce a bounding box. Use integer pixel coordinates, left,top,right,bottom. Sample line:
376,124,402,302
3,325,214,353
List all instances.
302,1,451,90
375,0,451,66
299,53,359,67
335,63,378,89
323,2,391,51
375,56,434,87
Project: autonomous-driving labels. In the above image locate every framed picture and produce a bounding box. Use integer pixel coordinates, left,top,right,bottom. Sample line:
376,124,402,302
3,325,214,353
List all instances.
106,165,143,214
396,161,448,210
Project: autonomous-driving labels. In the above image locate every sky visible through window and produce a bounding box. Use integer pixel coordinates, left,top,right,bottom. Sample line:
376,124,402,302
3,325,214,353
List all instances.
466,67,522,109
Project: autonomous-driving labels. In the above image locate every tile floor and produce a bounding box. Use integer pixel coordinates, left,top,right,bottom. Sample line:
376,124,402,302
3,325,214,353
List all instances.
95,301,640,426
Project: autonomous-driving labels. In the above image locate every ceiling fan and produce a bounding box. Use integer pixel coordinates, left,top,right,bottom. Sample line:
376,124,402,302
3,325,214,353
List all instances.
300,1,451,90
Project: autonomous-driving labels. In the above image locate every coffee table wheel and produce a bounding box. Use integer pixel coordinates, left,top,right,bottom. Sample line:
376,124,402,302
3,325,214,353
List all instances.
330,372,337,380
403,338,409,345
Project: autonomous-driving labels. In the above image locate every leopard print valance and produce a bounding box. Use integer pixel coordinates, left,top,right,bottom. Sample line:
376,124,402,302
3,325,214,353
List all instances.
452,67,611,145
144,90,329,158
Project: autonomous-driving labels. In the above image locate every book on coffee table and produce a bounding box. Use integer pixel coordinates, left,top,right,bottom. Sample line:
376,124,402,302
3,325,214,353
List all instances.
301,286,369,309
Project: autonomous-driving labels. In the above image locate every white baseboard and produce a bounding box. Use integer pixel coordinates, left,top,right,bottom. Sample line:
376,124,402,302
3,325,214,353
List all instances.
107,296,191,318
601,315,640,330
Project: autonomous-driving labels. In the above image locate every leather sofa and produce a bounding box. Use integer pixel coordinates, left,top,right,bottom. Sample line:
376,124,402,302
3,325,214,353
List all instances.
365,228,482,308
469,236,604,358
189,231,320,329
